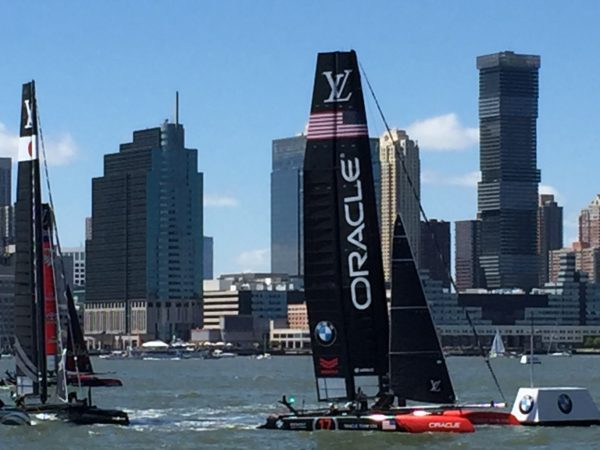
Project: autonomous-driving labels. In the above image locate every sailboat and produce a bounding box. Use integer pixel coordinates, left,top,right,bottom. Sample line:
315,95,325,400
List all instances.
489,330,506,358
260,51,515,433
12,81,129,425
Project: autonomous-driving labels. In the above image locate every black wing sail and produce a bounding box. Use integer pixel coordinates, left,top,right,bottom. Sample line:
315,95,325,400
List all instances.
14,81,47,400
390,215,455,403
304,51,389,401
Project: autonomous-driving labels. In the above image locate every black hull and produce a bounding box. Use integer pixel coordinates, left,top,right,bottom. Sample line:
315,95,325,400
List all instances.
23,403,129,426
261,414,397,432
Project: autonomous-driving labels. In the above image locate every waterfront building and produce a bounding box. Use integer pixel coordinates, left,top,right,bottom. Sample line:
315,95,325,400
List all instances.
269,320,311,352
287,302,308,329
202,273,301,331
270,135,380,277
538,194,563,285
579,194,600,248
85,119,203,347
455,219,483,291
380,129,420,283
203,236,214,280
549,245,600,284
477,51,541,291
420,219,450,289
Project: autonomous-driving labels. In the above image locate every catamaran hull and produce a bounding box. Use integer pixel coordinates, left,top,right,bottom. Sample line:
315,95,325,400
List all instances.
23,403,129,426
0,409,31,426
261,413,476,433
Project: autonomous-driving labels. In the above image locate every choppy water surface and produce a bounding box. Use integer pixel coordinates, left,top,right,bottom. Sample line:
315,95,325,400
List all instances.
1,355,600,449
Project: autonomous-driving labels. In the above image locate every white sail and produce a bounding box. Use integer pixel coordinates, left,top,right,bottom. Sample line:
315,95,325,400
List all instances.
489,330,506,358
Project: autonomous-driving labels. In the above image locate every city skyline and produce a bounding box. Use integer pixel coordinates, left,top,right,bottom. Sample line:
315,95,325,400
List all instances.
2,2,600,275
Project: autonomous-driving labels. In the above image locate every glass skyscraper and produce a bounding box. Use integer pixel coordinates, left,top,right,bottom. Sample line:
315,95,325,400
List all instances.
477,51,541,291
86,121,203,342
270,135,380,277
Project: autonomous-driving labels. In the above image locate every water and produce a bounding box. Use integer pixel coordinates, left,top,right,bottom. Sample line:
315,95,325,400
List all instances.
1,355,600,449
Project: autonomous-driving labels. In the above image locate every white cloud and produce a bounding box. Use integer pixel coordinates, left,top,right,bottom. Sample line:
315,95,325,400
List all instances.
44,134,78,166
235,248,269,272
539,184,563,204
405,113,478,151
204,194,239,207
0,122,77,166
422,170,480,188
0,123,18,159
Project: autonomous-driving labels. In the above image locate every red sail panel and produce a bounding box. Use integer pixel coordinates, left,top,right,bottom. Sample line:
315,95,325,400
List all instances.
42,206,58,371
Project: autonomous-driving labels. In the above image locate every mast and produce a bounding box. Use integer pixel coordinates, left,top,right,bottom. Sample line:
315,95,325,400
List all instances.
303,51,389,402
15,80,47,402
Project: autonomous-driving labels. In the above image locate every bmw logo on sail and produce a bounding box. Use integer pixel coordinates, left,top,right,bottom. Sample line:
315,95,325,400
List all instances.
315,321,337,346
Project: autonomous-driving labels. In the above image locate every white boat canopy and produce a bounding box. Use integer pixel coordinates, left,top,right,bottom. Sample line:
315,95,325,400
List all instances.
141,340,169,349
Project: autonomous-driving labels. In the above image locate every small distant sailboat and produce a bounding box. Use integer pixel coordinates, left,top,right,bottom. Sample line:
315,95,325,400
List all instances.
489,330,506,358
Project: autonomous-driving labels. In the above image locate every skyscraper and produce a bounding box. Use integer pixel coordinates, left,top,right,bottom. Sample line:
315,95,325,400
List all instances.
271,136,306,277
420,220,450,289
86,120,203,343
455,219,483,292
477,51,541,291
270,135,380,277
0,158,13,250
538,194,563,285
579,194,600,248
0,158,11,207
203,236,214,280
380,128,420,283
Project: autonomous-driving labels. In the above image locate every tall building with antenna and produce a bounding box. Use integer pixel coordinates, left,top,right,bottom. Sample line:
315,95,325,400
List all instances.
379,128,420,284
86,95,203,346
476,51,541,291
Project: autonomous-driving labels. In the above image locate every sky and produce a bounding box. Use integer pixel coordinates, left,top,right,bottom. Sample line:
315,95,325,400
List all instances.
1,1,600,276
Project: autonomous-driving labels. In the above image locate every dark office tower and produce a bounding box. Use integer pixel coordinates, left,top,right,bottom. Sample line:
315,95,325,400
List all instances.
477,51,541,291
270,135,380,277
0,158,11,207
420,220,450,289
203,236,214,280
538,194,563,285
86,120,203,341
455,219,483,292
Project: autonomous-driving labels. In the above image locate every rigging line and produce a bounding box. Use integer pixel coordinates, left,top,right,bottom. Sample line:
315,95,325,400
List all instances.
37,112,84,394
359,63,506,403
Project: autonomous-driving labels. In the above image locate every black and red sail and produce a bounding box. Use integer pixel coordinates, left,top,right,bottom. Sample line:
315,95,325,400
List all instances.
303,51,388,401
14,81,47,401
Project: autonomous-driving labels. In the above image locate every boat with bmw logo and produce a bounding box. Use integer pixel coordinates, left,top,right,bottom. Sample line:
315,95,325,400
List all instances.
259,50,517,434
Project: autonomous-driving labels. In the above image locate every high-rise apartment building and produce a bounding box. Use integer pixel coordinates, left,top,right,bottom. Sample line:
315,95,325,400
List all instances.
420,220,450,289
270,135,380,277
86,120,203,345
538,194,563,285
579,194,600,248
380,128,420,283
477,51,541,291
455,219,483,292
